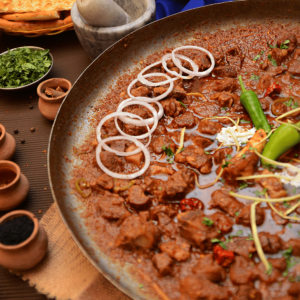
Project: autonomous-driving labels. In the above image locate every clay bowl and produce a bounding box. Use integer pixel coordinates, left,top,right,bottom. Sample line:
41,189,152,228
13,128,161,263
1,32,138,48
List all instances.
0,124,16,160
0,161,29,211
0,210,48,271
37,78,72,121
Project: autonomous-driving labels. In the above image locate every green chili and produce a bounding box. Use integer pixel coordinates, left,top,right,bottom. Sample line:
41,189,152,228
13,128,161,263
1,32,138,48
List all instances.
262,121,300,165
75,178,91,198
238,75,271,133
113,180,135,192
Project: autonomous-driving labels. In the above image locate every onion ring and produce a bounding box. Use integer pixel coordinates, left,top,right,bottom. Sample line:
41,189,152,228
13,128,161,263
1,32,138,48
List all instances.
114,100,158,140
172,46,215,77
137,61,180,87
96,136,151,179
128,73,174,102
118,98,164,126
161,53,198,79
96,111,150,156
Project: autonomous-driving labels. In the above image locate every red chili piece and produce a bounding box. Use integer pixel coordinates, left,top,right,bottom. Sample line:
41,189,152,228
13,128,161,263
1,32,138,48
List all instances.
180,198,203,211
264,83,281,97
213,245,235,267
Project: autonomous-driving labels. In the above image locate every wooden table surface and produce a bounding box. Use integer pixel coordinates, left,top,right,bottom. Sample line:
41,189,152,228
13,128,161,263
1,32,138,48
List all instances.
0,30,91,300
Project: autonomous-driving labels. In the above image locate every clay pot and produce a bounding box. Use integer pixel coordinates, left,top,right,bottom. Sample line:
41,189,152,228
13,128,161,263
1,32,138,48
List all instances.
0,124,16,160
0,161,29,211
0,210,48,271
37,78,72,121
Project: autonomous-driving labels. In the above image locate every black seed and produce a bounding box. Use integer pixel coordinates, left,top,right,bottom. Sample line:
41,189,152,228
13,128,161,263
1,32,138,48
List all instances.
13,128,19,134
21,139,25,144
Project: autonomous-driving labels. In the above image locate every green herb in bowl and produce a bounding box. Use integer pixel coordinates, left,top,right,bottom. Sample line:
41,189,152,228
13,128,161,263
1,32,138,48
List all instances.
0,47,53,89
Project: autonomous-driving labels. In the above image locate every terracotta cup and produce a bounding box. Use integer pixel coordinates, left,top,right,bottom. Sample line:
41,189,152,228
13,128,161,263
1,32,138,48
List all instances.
0,161,29,211
37,78,72,121
0,124,16,161
0,210,48,271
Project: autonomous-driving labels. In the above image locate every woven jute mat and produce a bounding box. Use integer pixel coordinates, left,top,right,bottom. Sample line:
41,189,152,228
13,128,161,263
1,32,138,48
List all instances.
13,203,130,300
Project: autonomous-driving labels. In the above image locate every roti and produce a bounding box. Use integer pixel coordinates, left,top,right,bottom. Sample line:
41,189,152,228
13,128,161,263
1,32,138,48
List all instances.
0,0,75,13
1,11,61,21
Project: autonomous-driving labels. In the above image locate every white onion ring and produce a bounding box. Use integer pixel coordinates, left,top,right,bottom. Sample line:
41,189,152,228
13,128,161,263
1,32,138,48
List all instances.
114,100,158,140
96,112,151,156
128,73,175,102
172,46,215,77
118,98,164,126
96,136,150,179
161,53,198,79
137,61,180,87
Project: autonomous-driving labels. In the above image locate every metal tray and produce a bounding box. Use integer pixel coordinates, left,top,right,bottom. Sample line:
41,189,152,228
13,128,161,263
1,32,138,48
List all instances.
48,1,300,298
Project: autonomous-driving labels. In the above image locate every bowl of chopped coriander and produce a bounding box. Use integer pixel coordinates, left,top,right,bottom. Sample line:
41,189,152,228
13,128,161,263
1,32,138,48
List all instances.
0,46,53,90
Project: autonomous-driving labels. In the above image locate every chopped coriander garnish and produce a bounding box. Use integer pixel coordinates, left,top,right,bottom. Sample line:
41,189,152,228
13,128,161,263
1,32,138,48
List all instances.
249,253,252,258
211,238,227,249
294,154,299,157
283,201,291,208
246,234,254,241
253,54,261,61
235,230,243,236
267,41,277,49
249,146,257,151
158,187,162,190
235,211,240,216
179,147,185,153
226,154,232,159
255,188,267,196
280,40,290,49
292,102,299,109
282,64,287,67
266,263,273,276
139,284,144,289
268,54,277,66
250,74,260,80
241,119,251,124
260,50,265,55
284,99,293,107
241,154,246,159
205,151,210,155
220,178,225,183
288,223,293,229
239,182,248,190
222,161,233,168
202,217,214,227
289,85,293,90
162,145,174,157
178,101,187,108
293,188,297,195
0,47,52,88
221,107,227,111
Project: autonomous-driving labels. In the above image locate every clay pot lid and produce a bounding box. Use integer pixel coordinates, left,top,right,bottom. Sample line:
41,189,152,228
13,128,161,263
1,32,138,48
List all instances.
37,78,72,101
0,210,38,250
0,124,5,142
0,160,20,191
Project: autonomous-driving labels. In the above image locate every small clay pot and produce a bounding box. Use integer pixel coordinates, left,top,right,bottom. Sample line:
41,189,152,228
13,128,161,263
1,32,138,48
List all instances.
0,124,16,161
0,210,48,271
0,161,29,211
37,78,72,121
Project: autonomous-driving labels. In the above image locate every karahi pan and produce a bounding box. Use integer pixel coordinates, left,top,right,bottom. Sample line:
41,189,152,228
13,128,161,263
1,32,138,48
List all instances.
48,0,300,299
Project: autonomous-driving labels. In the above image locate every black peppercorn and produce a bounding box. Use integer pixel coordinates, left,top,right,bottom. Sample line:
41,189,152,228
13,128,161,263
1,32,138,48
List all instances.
21,139,25,144
13,128,19,134
29,105,34,109
0,216,34,245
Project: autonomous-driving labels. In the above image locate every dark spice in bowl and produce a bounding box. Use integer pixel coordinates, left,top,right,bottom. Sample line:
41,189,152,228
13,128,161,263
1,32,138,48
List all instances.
0,216,34,245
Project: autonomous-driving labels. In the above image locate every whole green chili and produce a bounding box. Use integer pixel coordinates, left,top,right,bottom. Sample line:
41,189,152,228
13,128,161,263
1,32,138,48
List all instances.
262,121,300,165
238,75,271,133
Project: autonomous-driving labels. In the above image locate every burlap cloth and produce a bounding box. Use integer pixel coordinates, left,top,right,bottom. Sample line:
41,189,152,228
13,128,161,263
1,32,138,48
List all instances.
13,203,130,300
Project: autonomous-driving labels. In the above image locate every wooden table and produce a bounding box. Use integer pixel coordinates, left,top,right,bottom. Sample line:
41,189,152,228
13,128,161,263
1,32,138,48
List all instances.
0,30,91,300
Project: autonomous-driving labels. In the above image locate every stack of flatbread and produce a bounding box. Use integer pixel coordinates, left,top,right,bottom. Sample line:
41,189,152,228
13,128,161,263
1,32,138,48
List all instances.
0,0,76,33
